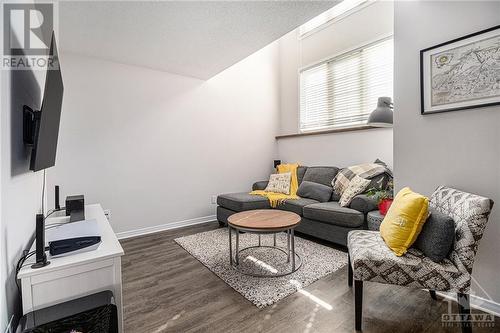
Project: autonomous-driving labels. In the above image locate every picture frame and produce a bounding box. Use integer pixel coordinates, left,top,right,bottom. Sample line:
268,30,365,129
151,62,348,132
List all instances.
420,25,500,115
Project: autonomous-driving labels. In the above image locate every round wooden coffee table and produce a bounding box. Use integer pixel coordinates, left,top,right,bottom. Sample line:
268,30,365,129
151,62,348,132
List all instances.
227,209,302,277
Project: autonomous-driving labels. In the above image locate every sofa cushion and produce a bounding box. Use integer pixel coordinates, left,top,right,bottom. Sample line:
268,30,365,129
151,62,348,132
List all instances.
277,198,319,216
303,201,364,228
217,192,270,212
302,166,339,187
217,206,235,225
297,181,332,203
331,192,341,202
297,166,308,185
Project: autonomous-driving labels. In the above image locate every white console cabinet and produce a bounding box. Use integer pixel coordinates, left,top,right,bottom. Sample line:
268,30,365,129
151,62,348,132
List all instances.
18,204,124,332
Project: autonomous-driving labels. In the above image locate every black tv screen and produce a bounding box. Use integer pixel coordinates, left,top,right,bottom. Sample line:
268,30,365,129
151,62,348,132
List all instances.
30,33,64,171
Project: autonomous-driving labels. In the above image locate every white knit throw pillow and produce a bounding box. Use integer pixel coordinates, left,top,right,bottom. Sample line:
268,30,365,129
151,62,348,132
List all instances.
339,175,371,207
264,172,292,194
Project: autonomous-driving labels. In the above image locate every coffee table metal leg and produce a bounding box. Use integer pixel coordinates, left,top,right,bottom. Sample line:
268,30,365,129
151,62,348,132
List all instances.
230,227,302,278
291,229,295,271
287,230,290,262
235,229,240,265
229,226,233,266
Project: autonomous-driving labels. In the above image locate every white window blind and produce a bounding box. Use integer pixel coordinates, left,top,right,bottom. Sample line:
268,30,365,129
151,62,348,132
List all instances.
299,37,393,132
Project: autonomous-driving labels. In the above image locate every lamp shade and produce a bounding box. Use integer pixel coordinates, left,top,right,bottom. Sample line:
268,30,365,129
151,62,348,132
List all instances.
367,97,393,127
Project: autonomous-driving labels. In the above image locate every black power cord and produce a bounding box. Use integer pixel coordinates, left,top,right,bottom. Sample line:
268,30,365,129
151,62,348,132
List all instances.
44,207,66,231
41,169,46,215
15,250,36,294
45,207,65,219
17,174,69,298
16,170,46,294
15,245,51,293
17,173,66,302
17,171,60,295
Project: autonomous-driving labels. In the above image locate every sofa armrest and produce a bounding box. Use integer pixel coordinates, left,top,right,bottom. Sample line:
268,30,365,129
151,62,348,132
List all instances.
252,181,269,191
350,194,378,214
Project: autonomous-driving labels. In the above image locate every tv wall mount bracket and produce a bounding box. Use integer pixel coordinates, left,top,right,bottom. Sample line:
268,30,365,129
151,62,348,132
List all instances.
23,105,41,146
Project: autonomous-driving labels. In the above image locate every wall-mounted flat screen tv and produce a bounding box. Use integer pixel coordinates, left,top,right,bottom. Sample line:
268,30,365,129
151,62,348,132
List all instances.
30,32,64,171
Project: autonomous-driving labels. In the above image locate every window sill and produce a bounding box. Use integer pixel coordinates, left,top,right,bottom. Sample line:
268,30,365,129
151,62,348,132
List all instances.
275,125,387,139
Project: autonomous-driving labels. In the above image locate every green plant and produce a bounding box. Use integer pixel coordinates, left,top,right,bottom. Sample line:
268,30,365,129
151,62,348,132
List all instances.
366,180,394,204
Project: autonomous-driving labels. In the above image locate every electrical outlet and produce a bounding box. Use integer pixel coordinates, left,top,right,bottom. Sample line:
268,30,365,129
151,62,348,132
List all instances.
211,195,217,204
103,209,112,222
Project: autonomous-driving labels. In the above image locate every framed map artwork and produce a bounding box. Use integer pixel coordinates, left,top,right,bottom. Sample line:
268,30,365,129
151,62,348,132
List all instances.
420,25,500,114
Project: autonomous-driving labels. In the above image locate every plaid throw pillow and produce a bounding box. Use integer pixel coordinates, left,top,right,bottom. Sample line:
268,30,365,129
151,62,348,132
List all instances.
333,163,387,196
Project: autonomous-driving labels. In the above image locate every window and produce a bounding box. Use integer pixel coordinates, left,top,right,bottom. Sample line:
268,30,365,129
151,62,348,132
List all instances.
299,0,369,37
299,37,393,132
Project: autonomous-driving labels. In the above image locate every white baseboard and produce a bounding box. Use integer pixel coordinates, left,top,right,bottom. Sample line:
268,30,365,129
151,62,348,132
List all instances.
437,292,500,317
116,215,217,240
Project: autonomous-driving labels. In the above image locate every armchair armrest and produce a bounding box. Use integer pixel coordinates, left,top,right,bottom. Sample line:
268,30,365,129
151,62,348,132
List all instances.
350,194,378,214
252,181,269,191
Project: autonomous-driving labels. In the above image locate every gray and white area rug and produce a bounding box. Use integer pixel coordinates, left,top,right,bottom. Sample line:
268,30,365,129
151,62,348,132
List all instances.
174,228,347,308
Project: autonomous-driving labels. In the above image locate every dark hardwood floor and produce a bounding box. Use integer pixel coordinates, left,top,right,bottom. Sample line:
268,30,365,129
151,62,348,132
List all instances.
120,222,500,333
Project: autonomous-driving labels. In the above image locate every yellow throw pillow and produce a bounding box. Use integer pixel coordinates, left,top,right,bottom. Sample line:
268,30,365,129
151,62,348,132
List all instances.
380,187,429,256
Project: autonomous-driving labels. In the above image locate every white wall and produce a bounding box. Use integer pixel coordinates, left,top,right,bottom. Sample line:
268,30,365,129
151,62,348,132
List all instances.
277,1,394,167
0,28,45,333
394,0,500,306
47,44,280,234
278,128,393,167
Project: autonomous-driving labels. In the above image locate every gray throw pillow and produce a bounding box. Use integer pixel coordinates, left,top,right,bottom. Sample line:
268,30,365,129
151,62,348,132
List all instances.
349,194,378,214
297,181,333,203
413,208,455,262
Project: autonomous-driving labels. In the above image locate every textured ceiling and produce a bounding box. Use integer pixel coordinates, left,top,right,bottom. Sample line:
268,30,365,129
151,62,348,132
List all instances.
59,1,337,79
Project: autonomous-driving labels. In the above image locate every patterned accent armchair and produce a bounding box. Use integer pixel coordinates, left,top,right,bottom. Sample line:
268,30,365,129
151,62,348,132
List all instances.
347,186,494,332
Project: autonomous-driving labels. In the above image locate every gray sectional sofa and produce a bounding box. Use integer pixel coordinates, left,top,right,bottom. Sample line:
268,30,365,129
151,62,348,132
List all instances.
217,165,391,247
